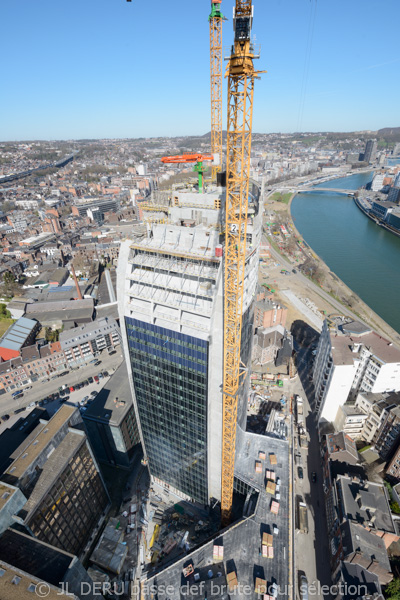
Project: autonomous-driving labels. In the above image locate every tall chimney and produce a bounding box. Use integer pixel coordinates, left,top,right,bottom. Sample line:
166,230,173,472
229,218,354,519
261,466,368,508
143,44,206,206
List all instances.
71,264,83,300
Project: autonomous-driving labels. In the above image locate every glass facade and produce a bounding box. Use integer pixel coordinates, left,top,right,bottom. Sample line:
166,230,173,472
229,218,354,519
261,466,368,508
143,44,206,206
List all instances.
125,317,209,503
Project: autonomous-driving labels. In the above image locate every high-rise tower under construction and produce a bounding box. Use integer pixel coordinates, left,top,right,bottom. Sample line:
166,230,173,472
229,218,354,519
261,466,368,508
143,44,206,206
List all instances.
117,183,262,504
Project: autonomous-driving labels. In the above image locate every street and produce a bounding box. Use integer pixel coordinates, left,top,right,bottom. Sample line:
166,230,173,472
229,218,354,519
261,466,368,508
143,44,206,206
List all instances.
0,350,124,426
293,346,332,600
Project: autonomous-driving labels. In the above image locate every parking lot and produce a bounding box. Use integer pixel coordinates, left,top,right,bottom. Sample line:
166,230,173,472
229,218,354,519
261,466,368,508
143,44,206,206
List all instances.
0,350,124,430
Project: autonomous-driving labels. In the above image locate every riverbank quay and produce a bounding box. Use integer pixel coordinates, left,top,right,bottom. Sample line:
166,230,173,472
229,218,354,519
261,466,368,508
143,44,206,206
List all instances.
353,195,400,239
261,175,400,346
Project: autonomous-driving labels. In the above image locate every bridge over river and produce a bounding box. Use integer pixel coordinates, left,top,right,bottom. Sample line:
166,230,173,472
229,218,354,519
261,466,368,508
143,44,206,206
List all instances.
296,187,355,195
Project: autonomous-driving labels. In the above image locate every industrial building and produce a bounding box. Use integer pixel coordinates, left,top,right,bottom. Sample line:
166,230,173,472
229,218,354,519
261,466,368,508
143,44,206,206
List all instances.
0,317,40,361
25,298,94,329
118,181,262,504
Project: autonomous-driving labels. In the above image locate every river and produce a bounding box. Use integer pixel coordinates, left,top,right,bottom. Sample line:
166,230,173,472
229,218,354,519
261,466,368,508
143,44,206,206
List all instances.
291,171,400,334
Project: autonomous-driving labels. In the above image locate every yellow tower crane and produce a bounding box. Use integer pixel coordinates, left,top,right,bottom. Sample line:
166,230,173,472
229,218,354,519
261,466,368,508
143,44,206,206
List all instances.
221,0,264,526
209,0,224,181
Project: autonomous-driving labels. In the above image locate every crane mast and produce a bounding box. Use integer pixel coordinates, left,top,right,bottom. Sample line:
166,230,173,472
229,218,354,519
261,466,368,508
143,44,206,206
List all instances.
209,1,224,181
221,0,264,525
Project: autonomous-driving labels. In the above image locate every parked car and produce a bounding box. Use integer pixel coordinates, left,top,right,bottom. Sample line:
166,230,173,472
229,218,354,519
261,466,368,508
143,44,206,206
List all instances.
299,575,308,600
94,360,101,366
94,375,99,383
298,466,304,479
90,391,98,397
108,350,117,356
1,414,10,422
27,402,36,409
69,386,75,392
88,377,94,384
102,371,109,377
14,408,25,414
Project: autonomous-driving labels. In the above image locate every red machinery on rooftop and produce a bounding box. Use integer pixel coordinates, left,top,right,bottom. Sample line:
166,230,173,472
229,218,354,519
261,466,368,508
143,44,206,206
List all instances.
161,153,219,193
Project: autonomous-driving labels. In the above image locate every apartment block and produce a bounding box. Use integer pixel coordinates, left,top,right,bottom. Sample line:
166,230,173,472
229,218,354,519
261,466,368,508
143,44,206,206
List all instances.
313,320,400,422
354,392,400,458
1,405,110,557
118,182,262,503
60,317,121,366
333,405,368,439
364,140,378,164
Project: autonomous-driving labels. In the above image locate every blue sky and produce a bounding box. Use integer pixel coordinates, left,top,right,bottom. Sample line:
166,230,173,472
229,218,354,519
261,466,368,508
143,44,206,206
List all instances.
1,0,399,140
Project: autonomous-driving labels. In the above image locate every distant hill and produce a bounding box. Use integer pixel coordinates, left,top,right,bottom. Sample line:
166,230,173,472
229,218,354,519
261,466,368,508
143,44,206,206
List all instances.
377,127,400,142
200,131,228,141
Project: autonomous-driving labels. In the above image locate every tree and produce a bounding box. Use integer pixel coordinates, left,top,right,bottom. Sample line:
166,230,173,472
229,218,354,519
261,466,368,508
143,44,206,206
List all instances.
0,303,11,319
45,328,60,343
385,578,400,600
391,501,400,514
3,272,19,296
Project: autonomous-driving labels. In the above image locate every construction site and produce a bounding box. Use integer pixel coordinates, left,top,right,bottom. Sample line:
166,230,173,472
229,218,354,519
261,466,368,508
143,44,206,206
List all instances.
114,1,293,599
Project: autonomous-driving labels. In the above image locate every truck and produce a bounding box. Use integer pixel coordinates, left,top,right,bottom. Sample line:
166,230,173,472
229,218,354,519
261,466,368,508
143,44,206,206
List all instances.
297,499,308,534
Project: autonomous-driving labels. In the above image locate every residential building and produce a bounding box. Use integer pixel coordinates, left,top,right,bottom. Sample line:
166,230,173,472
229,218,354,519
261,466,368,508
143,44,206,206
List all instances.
254,290,287,329
0,356,30,392
60,317,121,367
321,434,365,535
364,140,378,164
1,405,110,557
327,474,395,584
323,432,360,465
354,392,400,458
0,529,102,600
252,324,293,367
313,320,400,423
15,199,39,210
82,363,140,468
117,182,262,503
72,197,119,222
333,405,368,439
22,341,68,382
371,173,385,192
387,187,400,205
334,562,383,600
0,317,40,361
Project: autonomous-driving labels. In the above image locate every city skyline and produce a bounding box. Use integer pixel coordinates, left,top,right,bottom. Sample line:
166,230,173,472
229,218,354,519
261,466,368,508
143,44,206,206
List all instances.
1,0,399,141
